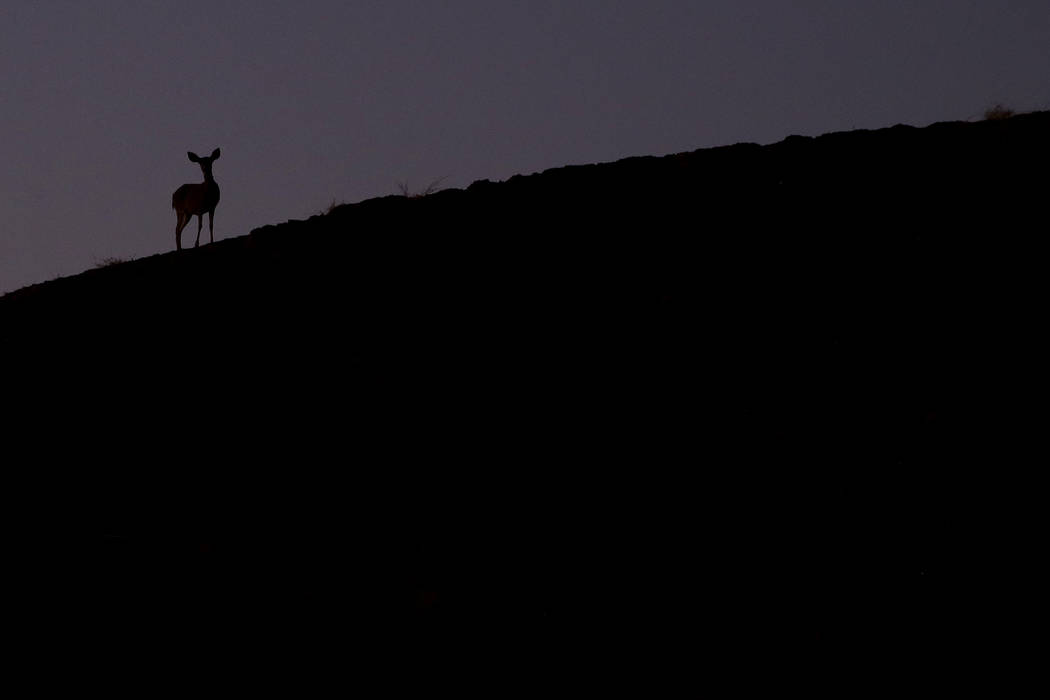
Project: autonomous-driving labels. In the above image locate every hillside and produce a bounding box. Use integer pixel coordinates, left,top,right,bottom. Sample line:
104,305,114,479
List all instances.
5,112,1047,659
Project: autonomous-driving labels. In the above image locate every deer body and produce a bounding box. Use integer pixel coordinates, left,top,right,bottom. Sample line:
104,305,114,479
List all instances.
172,148,221,250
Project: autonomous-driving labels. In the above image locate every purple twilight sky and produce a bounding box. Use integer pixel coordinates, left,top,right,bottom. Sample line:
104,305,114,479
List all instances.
2,1,1048,294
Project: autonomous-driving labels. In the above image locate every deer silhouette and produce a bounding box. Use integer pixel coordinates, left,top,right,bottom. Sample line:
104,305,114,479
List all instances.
172,148,221,251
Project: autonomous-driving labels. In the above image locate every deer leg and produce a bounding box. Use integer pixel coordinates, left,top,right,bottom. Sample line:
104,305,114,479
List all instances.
195,214,203,248
208,210,214,244
175,213,186,251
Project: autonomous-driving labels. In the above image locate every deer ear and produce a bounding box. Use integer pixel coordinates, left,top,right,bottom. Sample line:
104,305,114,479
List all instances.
187,152,200,162
210,148,221,160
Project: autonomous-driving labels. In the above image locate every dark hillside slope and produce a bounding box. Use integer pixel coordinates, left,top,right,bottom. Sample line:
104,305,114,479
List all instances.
4,113,1047,656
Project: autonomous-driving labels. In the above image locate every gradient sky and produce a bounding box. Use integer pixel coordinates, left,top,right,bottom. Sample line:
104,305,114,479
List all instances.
2,1,1048,293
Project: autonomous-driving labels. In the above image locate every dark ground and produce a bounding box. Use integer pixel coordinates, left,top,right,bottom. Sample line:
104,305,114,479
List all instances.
4,112,1046,679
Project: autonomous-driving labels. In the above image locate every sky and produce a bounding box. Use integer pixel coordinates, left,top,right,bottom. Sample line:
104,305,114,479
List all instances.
2,1,1048,294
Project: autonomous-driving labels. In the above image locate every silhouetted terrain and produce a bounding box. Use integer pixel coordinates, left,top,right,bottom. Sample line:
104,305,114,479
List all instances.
5,113,1047,669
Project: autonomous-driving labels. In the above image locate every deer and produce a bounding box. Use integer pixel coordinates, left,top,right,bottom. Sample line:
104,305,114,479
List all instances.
172,148,221,251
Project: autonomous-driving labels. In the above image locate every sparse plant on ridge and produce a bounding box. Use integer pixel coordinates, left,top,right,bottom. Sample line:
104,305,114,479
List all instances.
396,176,448,198
318,198,346,216
93,256,128,268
